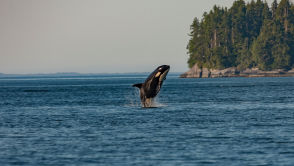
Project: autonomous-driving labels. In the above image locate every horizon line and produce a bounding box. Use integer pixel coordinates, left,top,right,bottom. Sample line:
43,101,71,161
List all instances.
0,71,183,76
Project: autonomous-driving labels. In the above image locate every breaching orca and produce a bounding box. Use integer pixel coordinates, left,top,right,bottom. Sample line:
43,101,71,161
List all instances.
133,65,170,107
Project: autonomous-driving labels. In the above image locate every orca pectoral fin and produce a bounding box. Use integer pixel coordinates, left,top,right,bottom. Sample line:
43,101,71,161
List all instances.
132,83,143,88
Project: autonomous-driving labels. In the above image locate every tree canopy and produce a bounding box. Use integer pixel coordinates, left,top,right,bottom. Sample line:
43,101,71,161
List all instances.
187,0,294,70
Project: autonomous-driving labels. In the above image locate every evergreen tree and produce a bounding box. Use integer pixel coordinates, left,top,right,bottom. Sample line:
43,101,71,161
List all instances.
251,20,275,70
187,18,201,68
272,0,278,18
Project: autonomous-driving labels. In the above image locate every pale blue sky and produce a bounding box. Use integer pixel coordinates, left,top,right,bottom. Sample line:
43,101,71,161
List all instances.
0,0,276,74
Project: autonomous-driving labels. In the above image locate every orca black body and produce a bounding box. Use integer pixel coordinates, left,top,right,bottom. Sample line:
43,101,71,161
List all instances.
133,65,170,107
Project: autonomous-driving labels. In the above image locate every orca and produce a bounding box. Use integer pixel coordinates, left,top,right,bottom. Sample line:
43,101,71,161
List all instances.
133,65,170,107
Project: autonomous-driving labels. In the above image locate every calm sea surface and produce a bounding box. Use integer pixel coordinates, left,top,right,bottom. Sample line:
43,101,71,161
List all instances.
0,74,294,166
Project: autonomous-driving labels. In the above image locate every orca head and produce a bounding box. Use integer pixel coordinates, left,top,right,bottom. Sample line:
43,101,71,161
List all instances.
154,65,170,82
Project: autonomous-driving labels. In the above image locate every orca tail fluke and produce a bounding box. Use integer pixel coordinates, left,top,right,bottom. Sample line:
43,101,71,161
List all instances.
132,83,143,88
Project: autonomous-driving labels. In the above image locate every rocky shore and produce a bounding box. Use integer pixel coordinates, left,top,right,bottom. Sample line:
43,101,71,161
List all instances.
180,64,294,78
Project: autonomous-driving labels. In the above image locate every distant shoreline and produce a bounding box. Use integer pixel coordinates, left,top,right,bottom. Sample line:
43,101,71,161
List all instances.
180,64,294,78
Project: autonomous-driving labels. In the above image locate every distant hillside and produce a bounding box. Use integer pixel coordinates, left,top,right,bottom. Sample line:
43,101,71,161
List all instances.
187,0,294,71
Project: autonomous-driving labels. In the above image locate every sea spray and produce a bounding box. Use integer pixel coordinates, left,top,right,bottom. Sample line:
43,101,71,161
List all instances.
124,88,141,107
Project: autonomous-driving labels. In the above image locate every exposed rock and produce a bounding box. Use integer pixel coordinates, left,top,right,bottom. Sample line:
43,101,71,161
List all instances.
210,67,238,78
180,64,202,78
288,69,294,73
180,64,294,78
202,68,210,78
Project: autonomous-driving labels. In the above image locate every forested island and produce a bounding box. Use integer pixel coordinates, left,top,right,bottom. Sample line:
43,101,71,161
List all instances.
181,0,294,78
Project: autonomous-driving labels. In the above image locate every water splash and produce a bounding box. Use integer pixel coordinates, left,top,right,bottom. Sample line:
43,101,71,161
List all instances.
150,98,167,108
125,89,167,108
124,88,141,107
141,97,167,108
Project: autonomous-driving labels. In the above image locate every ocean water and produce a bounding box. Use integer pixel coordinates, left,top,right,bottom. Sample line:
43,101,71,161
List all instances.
0,74,294,166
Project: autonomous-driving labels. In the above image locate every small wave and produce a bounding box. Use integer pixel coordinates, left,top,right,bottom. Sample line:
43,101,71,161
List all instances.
23,90,49,92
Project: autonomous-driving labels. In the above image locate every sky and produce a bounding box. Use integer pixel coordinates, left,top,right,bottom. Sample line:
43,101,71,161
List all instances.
0,0,276,74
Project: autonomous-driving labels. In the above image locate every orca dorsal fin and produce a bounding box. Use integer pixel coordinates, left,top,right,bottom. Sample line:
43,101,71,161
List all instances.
132,83,143,89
